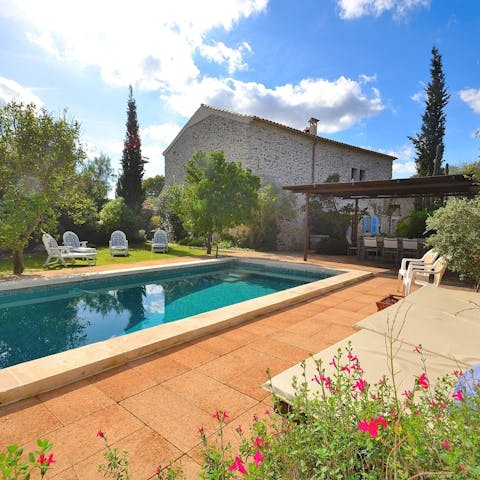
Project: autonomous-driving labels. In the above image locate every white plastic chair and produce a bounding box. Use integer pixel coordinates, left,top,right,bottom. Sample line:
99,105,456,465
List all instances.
403,256,447,295
109,230,129,256
397,248,439,293
63,231,97,254
151,229,168,253
43,233,97,267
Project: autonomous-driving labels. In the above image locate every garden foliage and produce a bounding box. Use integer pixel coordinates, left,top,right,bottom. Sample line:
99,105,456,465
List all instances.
426,196,480,291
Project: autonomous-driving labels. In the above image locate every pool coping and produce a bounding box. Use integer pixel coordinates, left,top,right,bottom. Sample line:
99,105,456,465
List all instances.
0,257,372,406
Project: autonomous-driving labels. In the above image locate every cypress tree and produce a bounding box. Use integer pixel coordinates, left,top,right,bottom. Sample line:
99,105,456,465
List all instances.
116,86,146,211
409,46,450,177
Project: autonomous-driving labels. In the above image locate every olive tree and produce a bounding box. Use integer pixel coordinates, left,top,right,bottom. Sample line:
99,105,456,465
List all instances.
175,151,260,254
425,196,480,291
0,102,93,274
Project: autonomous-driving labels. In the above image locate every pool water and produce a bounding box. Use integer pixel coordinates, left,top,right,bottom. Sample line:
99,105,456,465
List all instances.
0,261,337,368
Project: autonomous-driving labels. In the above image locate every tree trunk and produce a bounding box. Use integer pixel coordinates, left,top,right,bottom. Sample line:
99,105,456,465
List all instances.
13,250,25,275
206,232,212,255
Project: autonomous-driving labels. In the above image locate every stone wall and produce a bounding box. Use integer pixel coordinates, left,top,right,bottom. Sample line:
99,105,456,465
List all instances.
164,111,393,250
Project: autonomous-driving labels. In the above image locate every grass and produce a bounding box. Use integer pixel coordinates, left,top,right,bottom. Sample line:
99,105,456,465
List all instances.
0,243,207,276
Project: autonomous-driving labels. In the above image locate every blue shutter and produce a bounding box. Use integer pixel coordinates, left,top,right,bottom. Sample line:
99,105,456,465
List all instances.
370,215,379,234
362,216,370,233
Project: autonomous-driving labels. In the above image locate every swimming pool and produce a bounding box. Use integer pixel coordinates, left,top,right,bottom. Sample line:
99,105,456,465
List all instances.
0,258,371,405
0,260,337,368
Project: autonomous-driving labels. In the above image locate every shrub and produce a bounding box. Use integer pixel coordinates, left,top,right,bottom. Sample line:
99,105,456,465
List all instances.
99,197,145,242
395,209,430,238
425,196,480,290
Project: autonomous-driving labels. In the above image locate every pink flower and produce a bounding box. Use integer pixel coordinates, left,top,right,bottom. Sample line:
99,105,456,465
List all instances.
413,345,421,354
38,453,55,466
228,456,247,475
418,373,429,389
253,449,264,468
358,416,388,437
347,352,358,362
97,430,104,438
311,374,321,384
358,418,378,437
264,409,269,415
213,410,229,421
441,439,451,450
452,390,464,401
236,426,243,435
341,365,351,374
321,375,331,389
198,426,205,436
252,414,259,422
353,379,366,392
254,436,265,447
402,390,413,399
329,358,337,368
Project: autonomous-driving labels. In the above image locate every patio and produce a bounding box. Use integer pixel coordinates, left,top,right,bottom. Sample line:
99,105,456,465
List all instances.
0,253,470,479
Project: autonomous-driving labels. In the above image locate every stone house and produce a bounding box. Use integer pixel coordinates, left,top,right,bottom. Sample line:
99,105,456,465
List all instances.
163,104,398,249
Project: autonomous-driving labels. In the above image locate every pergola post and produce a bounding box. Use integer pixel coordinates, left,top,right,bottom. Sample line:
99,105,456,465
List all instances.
353,198,359,243
303,192,310,261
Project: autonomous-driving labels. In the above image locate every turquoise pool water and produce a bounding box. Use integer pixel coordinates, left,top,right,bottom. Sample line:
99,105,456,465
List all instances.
0,261,338,368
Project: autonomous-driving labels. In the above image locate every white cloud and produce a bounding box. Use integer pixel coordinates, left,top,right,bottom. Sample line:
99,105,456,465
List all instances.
337,0,429,19
388,144,416,178
199,41,252,74
163,75,384,133
1,0,267,91
459,88,480,114
0,77,44,107
410,90,425,104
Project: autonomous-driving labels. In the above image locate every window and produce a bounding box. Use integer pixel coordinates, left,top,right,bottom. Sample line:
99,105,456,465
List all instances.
359,169,366,181
351,168,357,181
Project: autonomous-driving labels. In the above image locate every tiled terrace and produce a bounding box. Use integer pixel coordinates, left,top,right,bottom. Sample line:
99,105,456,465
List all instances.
0,253,446,479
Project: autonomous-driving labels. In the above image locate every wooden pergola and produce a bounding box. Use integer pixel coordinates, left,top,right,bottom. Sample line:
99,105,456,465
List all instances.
283,174,480,261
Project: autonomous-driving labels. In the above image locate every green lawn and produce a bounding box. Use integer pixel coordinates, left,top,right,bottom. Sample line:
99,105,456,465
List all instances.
0,243,207,276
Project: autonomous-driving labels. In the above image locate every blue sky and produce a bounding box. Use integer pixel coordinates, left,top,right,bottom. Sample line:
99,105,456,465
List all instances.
1,0,479,181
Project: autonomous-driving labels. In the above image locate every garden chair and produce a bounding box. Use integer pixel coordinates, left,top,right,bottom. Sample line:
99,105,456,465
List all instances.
151,229,168,253
63,231,97,254
403,256,447,295
345,226,358,256
362,236,379,260
109,230,129,256
42,233,97,267
381,237,400,264
397,248,439,293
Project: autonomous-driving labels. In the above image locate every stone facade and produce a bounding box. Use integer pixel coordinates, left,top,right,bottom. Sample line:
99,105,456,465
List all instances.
164,105,396,249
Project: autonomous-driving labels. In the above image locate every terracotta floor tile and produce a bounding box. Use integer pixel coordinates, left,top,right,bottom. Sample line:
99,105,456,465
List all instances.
52,466,78,479
163,370,258,419
248,337,310,363
190,334,243,355
22,403,144,474
38,380,115,424
253,310,305,329
212,326,257,345
269,329,332,354
120,385,218,453
74,426,183,480
0,397,62,448
128,351,191,384
326,308,367,327
197,346,263,383
283,315,331,335
166,343,219,369
89,364,157,402
234,320,281,337
175,454,203,479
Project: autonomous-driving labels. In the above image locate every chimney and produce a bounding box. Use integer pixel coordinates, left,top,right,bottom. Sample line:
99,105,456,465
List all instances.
307,117,319,136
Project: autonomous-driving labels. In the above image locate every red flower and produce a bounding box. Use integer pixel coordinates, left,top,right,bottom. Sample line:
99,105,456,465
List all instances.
358,416,388,437
228,456,247,474
38,453,55,466
253,449,264,468
413,345,421,354
358,418,378,437
213,410,228,421
341,365,351,373
402,389,413,399
97,430,105,438
452,390,464,401
417,373,429,389
347,352,358,362
353,379,366,392
441,439,451,450
198,426,205,436
254,436,265,447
